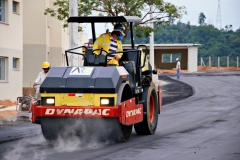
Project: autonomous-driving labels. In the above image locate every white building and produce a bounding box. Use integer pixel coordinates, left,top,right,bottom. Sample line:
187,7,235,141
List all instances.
124,43,201,73
0,0,23,102
0,0,86,103
23,0,84,88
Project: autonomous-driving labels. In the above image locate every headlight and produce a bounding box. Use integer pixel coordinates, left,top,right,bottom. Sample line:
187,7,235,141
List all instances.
46,98,54,104
101,99,109,105
41,97,55,106
100,97,114,106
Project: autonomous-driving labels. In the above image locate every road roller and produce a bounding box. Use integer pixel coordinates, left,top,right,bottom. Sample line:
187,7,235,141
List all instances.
31,16,162,142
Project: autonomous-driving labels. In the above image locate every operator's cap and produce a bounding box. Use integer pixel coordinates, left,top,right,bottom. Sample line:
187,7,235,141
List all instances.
113,23,125,36
112,28,125,36
176,58,179,61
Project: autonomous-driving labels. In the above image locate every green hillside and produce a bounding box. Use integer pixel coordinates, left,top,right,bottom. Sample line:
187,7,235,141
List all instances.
125,22,240,58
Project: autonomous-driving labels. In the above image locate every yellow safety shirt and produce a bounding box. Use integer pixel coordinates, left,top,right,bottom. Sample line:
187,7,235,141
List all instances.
93,33,123,66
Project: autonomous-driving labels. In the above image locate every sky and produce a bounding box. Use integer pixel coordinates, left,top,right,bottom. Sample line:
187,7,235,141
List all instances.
165,0,240,30
82,0,240,39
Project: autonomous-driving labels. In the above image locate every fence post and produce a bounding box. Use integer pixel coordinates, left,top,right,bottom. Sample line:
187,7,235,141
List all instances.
201,57,205,67
218,57,220,67
237,57,239,68
209,56,211,67
227,56,229,68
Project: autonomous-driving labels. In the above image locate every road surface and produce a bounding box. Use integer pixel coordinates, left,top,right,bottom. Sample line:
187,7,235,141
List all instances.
0,75,239,160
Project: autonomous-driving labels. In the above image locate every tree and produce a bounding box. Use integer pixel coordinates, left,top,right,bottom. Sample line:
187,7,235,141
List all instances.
168,16,175,25
236,27,240,33
44,0,186,42
133,22,240,58
225,25,233,32
198,12,206,26
186,21,191,29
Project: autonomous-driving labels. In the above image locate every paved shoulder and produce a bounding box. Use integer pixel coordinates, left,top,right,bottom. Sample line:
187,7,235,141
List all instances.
159,75,193,105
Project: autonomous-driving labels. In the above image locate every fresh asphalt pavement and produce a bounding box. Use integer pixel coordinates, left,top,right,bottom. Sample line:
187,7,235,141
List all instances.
0,73,240,160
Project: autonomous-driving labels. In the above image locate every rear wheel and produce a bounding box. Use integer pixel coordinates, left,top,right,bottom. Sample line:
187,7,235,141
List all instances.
134,83,158,135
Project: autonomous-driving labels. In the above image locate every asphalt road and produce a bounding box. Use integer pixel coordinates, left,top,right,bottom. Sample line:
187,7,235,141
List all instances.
0,75,240,160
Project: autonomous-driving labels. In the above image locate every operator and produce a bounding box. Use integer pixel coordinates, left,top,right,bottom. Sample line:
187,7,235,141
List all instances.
92,23,125,66
33,61,50,99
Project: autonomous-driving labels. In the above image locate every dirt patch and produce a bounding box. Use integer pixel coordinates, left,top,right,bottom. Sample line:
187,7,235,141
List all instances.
157,68,189,74
198,66,240,71
0,110,30,128
0,110,18,121
0,88,35,108
0,100,16,107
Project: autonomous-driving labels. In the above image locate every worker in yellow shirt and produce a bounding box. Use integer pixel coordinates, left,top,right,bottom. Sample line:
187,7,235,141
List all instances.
92,23,125,66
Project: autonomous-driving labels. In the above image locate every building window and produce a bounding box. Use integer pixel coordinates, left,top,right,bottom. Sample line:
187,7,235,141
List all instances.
0,0,6,22
162,53,181,63
0,57,7,81
13,57,19,69
12,1,19,14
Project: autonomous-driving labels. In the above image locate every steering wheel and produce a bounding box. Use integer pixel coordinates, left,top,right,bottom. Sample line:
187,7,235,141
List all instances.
92,48,109,56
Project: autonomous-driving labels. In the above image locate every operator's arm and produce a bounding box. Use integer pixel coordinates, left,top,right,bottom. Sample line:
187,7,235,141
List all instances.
115,41,123,60
33,72,41,86
92,35,104,55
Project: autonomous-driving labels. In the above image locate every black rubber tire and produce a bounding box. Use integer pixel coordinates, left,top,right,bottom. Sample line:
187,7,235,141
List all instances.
41,118,60,141
41,118,132,143
111,83,133,142
41,118,85,141
41,83,133,142
106,118,132,143
41,83,132,143
41,117,132,142
134,83,159,135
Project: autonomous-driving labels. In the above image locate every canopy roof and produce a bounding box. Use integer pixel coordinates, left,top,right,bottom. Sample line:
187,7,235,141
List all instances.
68,16,142,23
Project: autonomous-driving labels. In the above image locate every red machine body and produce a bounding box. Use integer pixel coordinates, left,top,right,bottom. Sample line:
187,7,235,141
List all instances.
32,98,143,126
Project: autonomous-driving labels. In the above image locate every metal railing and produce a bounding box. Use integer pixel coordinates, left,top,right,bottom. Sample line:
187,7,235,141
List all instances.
199,56,239,68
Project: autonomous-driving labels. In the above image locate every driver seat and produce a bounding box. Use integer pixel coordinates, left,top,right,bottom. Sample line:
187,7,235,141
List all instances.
83,49,92,66
88,55,107,66
83,49,107,66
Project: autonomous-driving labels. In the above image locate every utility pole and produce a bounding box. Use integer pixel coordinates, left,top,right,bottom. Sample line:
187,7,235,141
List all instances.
69,0,79,66
149,6,157,83
150,6,154,69
216,0,222,30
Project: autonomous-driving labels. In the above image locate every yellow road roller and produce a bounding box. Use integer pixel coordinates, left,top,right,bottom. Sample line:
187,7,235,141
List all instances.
32,16,162,142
